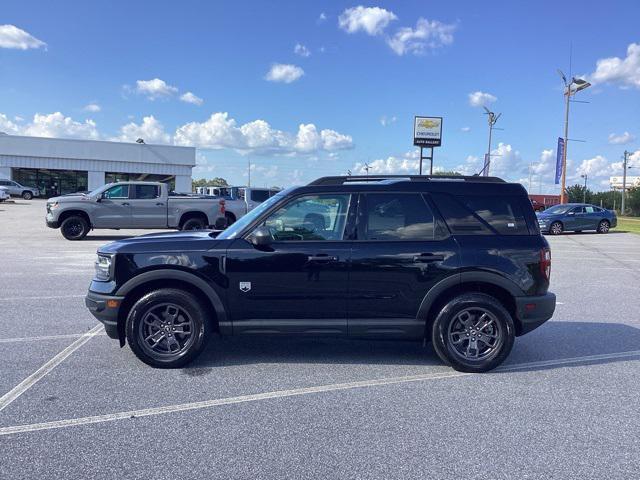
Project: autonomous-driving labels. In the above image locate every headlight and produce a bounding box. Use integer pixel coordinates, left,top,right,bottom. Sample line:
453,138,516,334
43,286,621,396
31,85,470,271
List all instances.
94,254,113,281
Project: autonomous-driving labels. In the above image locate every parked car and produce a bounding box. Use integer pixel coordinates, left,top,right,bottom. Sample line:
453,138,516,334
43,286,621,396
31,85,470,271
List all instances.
46,181,225,240
530,199,546,212
0,178,40,199
0,186,9,202
537,203,617,235
85,175,555,373
216,186,280,226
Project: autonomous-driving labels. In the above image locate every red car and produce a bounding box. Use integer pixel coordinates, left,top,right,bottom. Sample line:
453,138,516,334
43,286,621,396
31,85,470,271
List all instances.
530,199,546,212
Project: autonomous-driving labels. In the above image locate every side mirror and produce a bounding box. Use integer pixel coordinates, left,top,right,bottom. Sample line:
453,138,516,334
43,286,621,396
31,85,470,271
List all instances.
249,226,273,247
95,195,102,202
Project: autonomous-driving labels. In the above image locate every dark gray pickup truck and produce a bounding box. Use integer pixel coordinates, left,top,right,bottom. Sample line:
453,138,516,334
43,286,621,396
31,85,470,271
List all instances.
46,181,224,240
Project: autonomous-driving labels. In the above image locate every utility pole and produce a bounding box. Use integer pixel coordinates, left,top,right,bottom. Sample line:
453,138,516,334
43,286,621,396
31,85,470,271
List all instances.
247,157,251,187
364,163,371,176
482,107,501,176
580,174,588,203
621,150,630,215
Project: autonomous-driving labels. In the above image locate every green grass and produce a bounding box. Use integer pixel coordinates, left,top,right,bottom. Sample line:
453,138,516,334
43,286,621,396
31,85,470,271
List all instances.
617,217,640,234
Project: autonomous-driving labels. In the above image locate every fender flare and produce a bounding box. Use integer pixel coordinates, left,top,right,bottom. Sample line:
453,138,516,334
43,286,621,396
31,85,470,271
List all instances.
116,269,228,327
416,271,521,322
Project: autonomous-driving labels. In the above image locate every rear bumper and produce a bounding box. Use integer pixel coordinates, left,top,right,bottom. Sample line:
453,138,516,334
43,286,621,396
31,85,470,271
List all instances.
85,290,124,340
514,292,556,336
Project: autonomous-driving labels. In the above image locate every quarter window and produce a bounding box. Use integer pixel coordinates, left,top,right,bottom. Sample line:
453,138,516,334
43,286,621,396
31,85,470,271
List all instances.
103,185,129,199
250,189,270,202
457,196,528,235
262,194,351,241
364,193,435,240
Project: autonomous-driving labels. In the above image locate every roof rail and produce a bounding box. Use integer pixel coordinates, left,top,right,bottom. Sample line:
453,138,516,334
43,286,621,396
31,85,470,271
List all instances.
308,175,506,186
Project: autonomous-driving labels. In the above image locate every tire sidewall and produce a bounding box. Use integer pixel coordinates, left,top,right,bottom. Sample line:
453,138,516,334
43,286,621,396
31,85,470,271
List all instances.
22,191,33,200
598,220,610,233
432,294,515,373
182,218,206,231
60,216,88,240
550,221,563,235
126,289,209,368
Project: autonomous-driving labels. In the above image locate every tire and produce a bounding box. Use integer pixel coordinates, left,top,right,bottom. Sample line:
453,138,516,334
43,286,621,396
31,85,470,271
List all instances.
597,220,610,234
431,293,515,373
225,212,236,226
126,288,210,368
549,221,563,235
539,206,545,212
60,215,89,240
22,191,33,200
181,217,207,231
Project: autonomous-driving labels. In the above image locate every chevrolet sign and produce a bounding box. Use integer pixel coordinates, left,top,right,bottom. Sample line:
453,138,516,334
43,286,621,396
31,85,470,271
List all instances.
413,116,443,147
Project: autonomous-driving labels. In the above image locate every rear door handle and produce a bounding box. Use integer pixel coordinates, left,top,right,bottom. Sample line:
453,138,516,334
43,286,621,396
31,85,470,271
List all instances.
122,202,130,206
308,255,338,263
156,202,164,206
413,253,445,263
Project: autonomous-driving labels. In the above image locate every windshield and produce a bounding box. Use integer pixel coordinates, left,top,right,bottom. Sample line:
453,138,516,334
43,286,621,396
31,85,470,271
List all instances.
542,204,573,215
216,188,291,239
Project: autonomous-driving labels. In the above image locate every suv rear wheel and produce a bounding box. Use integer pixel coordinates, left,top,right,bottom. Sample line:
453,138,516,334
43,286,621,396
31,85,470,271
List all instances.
549,221,563,235
126,288,210,368
181,217,207,230
60,215,89,240
22,191,33,200
431,293,515,373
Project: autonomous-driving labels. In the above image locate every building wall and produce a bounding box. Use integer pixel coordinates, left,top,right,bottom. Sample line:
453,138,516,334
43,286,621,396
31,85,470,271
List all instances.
0,135,196,193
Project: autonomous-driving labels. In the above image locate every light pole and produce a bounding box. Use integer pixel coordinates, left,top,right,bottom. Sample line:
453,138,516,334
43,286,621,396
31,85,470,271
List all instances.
482,107,501,177
621,150,636,215
558,71,591,204
580,174,588,203
364,163,371,176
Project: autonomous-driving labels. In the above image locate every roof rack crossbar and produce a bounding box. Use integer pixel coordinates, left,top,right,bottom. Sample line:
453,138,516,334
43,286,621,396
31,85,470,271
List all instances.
308,175,505,186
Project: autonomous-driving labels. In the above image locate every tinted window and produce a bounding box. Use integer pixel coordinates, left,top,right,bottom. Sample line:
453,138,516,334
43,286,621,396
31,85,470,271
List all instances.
0,180,8,186
103,185,129,199
250,189,270,202
364,193,434,240
584,206,596,213
263,194,351,241
431,193,491,235
457,196,528,235
135,184,159,199
571,206,585,214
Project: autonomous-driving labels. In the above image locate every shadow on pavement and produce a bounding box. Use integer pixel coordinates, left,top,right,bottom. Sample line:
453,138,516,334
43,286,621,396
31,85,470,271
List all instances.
183,321,640,373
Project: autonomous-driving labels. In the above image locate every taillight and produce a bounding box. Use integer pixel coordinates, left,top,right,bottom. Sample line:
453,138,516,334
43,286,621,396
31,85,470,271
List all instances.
540,248,551,280
218,199,226,214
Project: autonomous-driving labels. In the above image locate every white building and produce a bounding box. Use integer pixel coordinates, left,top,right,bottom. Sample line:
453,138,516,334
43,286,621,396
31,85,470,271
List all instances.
0,134,195,196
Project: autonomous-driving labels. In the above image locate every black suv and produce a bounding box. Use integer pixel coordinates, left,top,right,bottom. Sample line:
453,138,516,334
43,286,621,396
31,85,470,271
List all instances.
86,175,555,372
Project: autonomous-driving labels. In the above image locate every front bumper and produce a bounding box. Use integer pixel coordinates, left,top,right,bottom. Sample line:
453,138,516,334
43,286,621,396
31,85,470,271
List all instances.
514,292,556,335
45,212,59,229
85,290,124,340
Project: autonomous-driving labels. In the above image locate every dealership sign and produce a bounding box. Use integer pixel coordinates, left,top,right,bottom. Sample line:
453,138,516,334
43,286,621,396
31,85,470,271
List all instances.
610,176,640,189
413,116,443,147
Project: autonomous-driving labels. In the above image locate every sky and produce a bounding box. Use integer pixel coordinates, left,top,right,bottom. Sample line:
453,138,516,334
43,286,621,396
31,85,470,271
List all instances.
1,0,639,191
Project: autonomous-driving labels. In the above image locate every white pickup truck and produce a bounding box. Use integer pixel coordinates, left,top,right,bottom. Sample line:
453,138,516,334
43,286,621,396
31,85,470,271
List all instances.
46,181,224,240
194,186,280,225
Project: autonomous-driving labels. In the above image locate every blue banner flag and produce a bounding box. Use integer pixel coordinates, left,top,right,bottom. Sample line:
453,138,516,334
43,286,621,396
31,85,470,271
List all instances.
555,137,565,185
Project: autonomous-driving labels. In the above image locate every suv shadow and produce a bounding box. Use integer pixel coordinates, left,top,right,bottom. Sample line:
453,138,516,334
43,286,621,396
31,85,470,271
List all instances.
182,321,640,373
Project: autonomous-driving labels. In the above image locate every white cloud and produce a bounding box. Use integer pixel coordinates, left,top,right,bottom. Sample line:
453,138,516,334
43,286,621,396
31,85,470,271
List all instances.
265,63,304,83
112,115,171,144
380,115,397,127
135,78,178,99
318,12,327,22
180,91,203,106
589,43,640,89
294,43,311,57
338,6,397,36
83,103,101,112
22,112,99,140
0,25,46,50
460,126,471,132
386,18,455,56
468,91,497,107
0,113,21,134
174,112,353,154
608,131,635,145
353,151,419,175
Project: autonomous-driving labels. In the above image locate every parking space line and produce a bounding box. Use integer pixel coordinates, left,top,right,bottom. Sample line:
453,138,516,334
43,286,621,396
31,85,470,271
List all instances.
0,294,84,302
0,331,107,344
2,349,639,437
0,324,103,414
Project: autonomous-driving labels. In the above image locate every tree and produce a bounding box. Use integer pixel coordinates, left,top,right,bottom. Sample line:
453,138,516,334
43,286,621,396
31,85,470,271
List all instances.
191,177,229,190
565,184,593,203
432,171,462,176
626,186,640,216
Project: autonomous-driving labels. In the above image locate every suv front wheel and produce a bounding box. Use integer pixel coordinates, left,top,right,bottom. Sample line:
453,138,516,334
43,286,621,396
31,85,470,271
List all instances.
431,293,515,373
126,288,210,368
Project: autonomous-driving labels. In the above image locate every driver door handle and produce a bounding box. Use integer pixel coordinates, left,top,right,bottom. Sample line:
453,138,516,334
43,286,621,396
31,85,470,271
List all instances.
156,202,164,206
413,253,445,263
122,202,130,206
308,255,338,263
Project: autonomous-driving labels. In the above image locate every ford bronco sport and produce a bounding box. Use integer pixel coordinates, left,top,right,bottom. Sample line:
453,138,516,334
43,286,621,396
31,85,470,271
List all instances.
85,175,556,373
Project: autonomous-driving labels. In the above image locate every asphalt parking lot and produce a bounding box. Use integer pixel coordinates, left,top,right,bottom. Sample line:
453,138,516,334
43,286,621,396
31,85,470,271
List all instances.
1,199,640,479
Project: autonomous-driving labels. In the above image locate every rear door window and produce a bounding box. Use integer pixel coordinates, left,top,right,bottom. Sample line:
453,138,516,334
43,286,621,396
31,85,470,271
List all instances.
250,189,270,202
363,193,435,240
134,184,160,199
430,193,491,235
